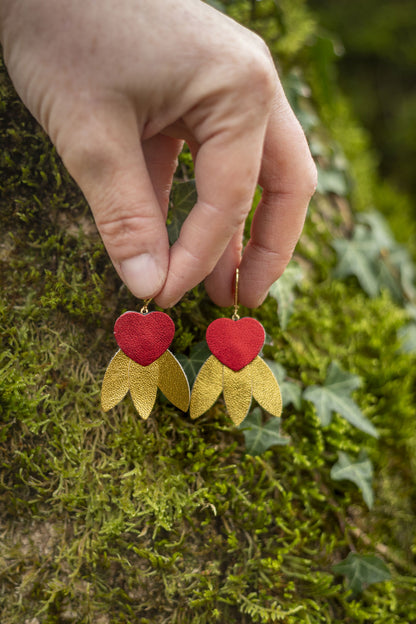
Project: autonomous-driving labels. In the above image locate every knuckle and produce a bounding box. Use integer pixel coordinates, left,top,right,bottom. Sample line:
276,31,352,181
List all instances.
251,240,294,268
96,211,156,252
300,158,318,198
59,135,115,185
175,237,202,267
174,238,217,282
199,199,248,233
226,38,276,109
240,53,276,106
250,55,276,95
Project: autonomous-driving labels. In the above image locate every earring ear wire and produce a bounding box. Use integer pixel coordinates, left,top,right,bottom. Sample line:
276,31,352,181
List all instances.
140,298,152,314
232,267,240,321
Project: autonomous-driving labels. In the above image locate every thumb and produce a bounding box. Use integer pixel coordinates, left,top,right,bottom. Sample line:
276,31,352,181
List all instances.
58,114,169,300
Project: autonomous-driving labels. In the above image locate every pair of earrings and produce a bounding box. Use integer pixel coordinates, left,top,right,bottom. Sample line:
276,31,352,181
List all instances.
101,270,282,426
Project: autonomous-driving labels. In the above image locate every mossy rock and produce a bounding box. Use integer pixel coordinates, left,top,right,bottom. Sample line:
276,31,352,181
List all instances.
1,2,416,622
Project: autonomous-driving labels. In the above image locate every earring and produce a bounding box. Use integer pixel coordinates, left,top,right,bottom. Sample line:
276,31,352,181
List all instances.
190,269,282,425
101,299,190,419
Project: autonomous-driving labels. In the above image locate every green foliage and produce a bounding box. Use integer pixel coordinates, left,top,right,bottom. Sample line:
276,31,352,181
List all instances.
268,262,304,330
399,324,416,353
333,552,391,595
330,451,374,509
176,341,211,387
316,165,349,196
303,362,378,438
167,180,197,245
304,4,416,259
333,225,383,298
309,0,416,199
239,407,289,456
206,0,226,11
333,212,416,302
265,361,302,410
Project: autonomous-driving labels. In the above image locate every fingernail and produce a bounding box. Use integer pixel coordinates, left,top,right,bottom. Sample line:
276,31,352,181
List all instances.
120,253,165,299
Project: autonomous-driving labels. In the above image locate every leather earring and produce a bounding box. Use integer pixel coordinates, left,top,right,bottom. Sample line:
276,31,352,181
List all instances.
190,269,282,425
101,299,190,419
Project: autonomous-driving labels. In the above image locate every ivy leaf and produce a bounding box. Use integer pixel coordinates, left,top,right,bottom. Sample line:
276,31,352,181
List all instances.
333,212,416,302
297,109,319,133
375,251,405,302
303,362,378,437
176,341,211,388
205,0,226,10
358,211,395,249
309,137,327,158
167,181,197,245
316,166,348,196
398,304,416,352
384,244,416,302
333,225,380,297
281,380,303,410
269,262,304,330
333,553,391,595
405,303,416,322
239,407,290,456
357,212,415,299
398,251,416,301
330,451,374,508
264,360,302,409
399,323,416,353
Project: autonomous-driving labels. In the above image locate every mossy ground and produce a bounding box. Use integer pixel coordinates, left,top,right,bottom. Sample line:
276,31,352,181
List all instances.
1,2,416,622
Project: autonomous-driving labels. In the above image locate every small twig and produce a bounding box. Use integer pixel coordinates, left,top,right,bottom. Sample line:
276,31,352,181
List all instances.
350,526,416,575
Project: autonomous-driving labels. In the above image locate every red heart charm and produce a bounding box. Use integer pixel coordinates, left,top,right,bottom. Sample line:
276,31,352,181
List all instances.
206,317,265,372
114,311,175,366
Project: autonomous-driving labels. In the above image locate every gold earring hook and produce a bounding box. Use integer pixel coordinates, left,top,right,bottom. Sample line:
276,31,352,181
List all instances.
232,268,240,321
140,298,152,314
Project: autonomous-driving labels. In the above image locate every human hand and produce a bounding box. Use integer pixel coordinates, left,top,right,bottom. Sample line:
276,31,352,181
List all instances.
0,0,316,308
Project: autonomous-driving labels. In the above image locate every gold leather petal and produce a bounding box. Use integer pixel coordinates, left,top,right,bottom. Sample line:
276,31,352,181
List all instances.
129,359,159,420
251,356,283,418
190,355,223,419
101,349,130,412
223,365,252,426
157,350,190,412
